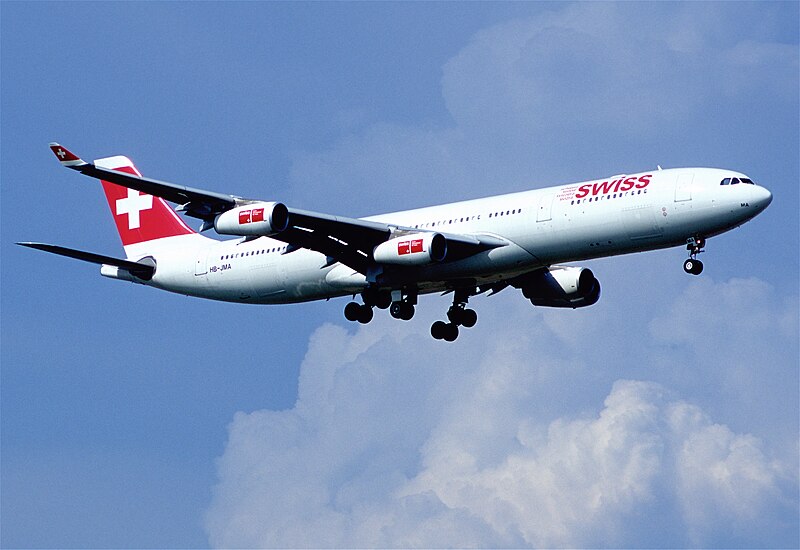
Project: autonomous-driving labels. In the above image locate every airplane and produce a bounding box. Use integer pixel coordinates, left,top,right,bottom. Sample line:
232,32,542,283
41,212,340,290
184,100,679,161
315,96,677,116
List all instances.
18,143,772,341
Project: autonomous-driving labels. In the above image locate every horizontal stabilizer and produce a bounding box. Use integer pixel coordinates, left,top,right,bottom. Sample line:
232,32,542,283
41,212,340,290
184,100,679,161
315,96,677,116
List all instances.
17,242,155,280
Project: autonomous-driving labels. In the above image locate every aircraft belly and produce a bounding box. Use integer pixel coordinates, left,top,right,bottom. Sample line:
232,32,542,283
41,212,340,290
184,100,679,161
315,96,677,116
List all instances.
417,241,540,282
271,251,353,304
248,261,286,301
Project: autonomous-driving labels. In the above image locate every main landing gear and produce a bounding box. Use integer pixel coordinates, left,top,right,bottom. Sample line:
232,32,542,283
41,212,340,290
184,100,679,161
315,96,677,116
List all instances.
389,290,416,321
683,236,705,275
344,300,373,324
431,290,477,342
344,288,416,324
343,287,392,324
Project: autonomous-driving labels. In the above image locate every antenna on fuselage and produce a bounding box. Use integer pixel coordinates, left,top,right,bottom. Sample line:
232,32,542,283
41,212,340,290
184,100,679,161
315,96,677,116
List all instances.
657,165,663,171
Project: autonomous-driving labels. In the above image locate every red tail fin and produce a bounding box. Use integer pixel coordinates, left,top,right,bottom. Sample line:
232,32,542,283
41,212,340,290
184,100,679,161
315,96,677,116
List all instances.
95,156,196,247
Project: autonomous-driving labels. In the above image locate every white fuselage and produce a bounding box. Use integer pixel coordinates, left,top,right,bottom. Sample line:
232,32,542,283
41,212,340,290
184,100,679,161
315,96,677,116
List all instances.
126,167,771,303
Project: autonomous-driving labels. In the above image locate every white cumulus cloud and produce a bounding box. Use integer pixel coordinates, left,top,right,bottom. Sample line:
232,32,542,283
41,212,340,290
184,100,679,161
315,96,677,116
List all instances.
206,276,797,548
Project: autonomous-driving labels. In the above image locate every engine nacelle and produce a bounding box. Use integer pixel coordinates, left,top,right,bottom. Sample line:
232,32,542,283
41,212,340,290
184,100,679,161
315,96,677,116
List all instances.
214,202,289,236
373,232,447,266
520,266,601,308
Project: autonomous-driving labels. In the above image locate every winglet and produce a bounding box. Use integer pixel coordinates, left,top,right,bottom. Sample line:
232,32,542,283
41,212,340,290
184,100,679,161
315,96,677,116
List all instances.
49,142,87,168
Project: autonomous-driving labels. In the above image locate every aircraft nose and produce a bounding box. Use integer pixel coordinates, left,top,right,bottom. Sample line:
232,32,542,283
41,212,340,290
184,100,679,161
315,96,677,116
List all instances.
751,185,773,211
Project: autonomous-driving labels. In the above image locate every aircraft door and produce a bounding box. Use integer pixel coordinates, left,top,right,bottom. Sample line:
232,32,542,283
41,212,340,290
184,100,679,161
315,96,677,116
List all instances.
537,193,554,222
675,173,693,202
194,251,208,276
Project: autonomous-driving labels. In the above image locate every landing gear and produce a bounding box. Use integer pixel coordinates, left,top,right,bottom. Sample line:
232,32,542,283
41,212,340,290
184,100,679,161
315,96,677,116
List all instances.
684,236,705,275
389,289,417,321
390,301,415,321
448,306,477,328
431,320,458,342
344,286,393,325
362,287,392,310
344,301,373,324
683,258,703,275
431,289,478,342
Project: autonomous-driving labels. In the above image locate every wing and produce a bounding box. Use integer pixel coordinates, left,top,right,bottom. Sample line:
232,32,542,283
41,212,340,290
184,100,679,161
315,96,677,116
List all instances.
50,143,506,275
50,143,237,220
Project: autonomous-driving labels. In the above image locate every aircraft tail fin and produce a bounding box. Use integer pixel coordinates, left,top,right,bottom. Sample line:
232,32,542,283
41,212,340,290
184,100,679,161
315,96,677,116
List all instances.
48,144,210,259
94,155,199,253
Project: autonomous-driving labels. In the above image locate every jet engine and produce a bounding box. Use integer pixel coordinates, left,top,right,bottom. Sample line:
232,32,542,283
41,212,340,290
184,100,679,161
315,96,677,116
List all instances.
518,266,601,308
214,202,289,236
373,232,447,265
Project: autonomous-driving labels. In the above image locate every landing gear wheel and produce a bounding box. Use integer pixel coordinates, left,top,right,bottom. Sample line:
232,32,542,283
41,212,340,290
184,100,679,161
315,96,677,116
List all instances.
443,323,459,342
431,320,448,340
446,305,478,329
357,305,374,324
683,258,703,275
461,308,478,328
344,301,361,322
400,303,415,320
363,288,392,310
375,292,392,310
390,302,415,321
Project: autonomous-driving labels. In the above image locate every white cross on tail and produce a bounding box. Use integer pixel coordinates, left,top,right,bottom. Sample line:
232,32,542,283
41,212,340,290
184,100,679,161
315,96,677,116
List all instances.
116,188,153,230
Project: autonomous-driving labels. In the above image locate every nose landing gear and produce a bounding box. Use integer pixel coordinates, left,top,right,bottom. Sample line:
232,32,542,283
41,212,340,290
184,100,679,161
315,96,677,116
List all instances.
683,236,705,275
431,289,478,342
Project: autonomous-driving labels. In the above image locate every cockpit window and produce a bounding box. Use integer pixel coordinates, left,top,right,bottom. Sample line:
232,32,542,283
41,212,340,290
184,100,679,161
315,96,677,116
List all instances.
721,176,756,185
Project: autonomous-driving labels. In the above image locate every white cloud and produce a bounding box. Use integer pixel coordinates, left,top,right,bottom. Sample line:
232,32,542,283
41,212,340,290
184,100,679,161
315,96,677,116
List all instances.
647,277,799,455
441,2,797,139
206,276,797,548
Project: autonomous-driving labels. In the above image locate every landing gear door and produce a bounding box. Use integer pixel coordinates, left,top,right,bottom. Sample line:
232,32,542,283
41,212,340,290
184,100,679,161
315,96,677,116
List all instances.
675,172,694,202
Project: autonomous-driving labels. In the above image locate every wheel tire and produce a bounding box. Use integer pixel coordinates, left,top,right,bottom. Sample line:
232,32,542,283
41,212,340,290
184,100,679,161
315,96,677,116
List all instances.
443,323,459,342
447,307,462,325
390,302,403,319
461,309,478,328
400,303,415,321
375,291,392,310
431,320,447,340
357,305,374,324
691,259,704,275
683,259,695,274
344,301,361,322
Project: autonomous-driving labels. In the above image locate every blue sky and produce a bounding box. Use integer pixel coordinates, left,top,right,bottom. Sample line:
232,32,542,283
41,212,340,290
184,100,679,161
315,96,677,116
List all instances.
2,2,798,548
